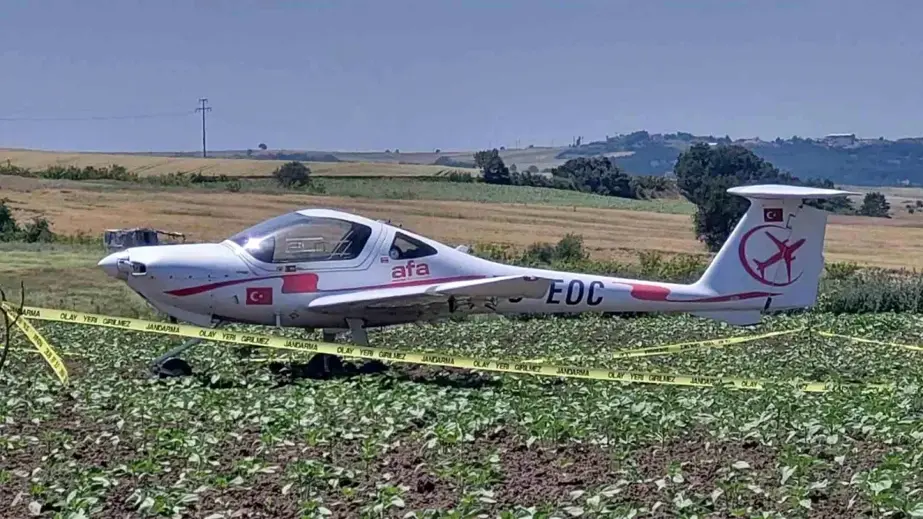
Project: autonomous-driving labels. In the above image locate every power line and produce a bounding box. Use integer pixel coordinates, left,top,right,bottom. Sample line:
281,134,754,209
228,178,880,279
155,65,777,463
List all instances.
195,98,211,158
0,111,194,121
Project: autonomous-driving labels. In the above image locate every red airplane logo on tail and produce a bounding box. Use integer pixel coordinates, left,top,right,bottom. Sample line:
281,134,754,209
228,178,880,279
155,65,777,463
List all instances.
738,224,808,287
753,232,805,284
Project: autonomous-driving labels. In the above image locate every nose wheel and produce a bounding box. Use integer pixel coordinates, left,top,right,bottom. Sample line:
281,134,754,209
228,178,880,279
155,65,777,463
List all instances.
154,357,194,378
149,335,206,378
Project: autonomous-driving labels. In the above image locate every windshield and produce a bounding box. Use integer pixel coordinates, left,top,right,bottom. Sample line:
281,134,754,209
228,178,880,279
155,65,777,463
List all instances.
227,212,373,264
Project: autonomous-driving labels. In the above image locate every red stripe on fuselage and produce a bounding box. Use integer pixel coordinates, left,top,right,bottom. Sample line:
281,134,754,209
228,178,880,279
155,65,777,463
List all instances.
282,273,319,293
622,282,778,302
164,273,486,297
165,273,320,296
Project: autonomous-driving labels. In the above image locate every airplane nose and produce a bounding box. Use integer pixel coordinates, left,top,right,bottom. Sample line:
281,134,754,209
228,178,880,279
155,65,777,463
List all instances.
98,250,129,280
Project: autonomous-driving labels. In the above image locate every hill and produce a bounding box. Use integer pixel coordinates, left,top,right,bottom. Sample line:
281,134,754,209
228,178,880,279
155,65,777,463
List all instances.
555,131,923,186
110,130,923,187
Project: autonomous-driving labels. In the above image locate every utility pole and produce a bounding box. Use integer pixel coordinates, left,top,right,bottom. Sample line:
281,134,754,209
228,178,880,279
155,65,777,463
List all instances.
195,98,211,158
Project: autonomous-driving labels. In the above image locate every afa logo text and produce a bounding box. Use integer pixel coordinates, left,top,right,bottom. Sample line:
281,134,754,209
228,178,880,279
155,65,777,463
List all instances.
391,260,431,280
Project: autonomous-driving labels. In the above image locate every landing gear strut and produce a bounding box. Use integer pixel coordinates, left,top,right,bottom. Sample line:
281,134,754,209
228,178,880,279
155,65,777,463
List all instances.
307,318,371,377
148,320,225,378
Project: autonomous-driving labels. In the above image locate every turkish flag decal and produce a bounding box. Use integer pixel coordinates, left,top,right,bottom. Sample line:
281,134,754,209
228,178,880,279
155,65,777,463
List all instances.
763,208,783,222
246,287,273,305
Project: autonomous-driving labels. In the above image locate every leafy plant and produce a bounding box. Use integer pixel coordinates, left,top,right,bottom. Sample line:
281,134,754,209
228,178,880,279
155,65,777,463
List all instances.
272,161,312,188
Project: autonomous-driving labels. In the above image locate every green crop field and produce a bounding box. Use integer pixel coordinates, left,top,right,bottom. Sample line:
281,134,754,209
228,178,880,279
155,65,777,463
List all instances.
295,178,694,213
4,244,923,517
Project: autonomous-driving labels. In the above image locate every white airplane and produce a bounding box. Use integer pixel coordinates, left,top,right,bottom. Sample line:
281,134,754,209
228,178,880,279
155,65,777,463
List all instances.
97,184,856,376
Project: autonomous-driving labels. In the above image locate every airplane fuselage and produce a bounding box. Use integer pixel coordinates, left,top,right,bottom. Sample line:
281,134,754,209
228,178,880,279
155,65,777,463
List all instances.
103,239,773,331
97,186,857,339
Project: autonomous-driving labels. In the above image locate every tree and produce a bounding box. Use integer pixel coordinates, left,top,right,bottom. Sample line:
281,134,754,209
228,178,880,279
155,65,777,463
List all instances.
273,161,312,188
800,177,855,214
19,217,54,242
674,143,795,252
0,200,19,239
549,157,635,198
474,149,511,185
258,143,268,150
859,192,890,218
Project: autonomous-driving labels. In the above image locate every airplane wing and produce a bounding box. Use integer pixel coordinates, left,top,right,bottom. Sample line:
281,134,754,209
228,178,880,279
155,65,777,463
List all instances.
306,275,553,317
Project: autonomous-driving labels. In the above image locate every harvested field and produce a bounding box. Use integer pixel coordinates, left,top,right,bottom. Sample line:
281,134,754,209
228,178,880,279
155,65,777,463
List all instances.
4,181,923,269
0,148,477,178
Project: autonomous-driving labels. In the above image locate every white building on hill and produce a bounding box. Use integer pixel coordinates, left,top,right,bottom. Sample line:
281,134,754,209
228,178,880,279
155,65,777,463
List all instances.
823,133,857,147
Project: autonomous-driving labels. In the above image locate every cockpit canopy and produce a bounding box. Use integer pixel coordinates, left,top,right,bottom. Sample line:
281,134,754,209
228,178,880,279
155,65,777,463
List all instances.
226,211,440,265
227,212,373,264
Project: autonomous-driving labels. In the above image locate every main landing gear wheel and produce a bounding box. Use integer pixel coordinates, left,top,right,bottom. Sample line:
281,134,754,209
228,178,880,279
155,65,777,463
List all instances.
154,357,193,378
304,353,345,379
285,319,371,378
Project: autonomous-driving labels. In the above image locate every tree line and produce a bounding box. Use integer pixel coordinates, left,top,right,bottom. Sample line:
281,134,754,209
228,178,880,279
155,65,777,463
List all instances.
469,149,672,200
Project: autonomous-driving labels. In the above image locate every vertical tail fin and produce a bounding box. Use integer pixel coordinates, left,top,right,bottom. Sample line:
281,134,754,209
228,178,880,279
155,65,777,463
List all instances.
693,184,858,312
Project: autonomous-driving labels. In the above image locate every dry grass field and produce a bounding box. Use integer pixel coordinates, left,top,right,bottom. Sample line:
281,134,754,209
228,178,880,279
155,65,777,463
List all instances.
3,174,923,270
0,148,477,178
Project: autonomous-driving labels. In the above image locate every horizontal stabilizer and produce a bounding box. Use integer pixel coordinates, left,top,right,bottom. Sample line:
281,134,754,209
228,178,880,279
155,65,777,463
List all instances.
727,184,860,200
307,275,554,313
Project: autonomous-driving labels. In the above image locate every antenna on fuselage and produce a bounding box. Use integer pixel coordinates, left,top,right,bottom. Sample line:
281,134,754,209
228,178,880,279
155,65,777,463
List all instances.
376,218,403,229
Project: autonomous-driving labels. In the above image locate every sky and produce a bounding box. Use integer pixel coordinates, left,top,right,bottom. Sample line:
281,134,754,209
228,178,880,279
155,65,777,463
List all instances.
1,0,921,153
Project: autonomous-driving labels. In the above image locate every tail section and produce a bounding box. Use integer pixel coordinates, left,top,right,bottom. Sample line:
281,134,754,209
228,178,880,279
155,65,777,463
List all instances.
693,184,858,313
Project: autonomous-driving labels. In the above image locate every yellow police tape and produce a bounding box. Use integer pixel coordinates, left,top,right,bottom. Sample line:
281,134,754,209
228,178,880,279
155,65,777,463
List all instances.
817,330,923,353
0,304,68,385
523,328,804,363
2,304,900,394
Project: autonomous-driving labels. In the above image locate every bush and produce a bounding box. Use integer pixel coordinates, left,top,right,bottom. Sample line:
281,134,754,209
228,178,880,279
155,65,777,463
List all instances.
825,261,862,281
273,161,312,188
19,217,55,243
433,156,476,168
859,192,890,218
0,200,57,243
0,162,139,182
474,149,511,185
0,162,243,188
548,157,637,198
0,199,18,237
817,268,923,313
444,170,476,183
553,234,589,263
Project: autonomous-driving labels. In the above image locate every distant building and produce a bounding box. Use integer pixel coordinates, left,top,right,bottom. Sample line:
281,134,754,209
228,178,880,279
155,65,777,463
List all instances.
823,133,856,147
